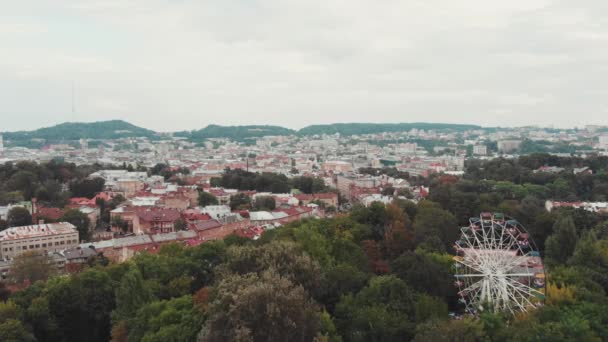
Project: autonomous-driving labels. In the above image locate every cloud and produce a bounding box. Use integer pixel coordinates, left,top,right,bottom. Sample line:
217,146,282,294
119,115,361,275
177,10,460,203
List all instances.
1,0,607,131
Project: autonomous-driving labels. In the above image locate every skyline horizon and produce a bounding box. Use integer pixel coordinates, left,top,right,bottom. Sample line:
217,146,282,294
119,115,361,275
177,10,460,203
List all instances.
1,117,606,134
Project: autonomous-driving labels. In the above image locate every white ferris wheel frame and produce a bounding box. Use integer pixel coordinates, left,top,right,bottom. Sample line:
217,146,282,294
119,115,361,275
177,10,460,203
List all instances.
453,214,546,314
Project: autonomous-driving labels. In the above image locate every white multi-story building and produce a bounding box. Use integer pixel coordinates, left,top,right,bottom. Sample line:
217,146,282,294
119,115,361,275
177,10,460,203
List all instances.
473,145,487,156
0,222,79,260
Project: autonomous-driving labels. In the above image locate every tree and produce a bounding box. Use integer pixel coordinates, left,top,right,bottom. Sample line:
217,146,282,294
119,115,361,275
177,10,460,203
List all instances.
8,251,55,284
545,216,578,266
392,251,455,300
111,216,130,233
413,318,485,341
413,201,458,251
199,271,321,342
127,296,203,342
6,207,32,228
45,268,116,342
383,203,414,259
61,209,91,241
229,193,251,210
197,191,218,207
335,275,417,341
174,218,188,231
112,266,154,323
0,319,36,342
253,195,276,211
69,177,105,198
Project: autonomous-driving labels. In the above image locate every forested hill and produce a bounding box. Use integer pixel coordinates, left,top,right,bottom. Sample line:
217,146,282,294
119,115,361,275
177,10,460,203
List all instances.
297,122,482,136
3,120,158,145
2,121,484,146
175,124,296,141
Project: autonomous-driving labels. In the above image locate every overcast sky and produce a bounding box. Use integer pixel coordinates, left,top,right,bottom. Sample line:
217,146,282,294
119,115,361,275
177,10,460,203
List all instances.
1,0,607,132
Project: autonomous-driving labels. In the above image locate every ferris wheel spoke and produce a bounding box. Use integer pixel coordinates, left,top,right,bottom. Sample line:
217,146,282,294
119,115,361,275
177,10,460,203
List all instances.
454,214,545,314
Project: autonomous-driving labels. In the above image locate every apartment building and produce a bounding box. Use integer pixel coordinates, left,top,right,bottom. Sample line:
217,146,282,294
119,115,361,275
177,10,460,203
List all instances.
0,222,79,259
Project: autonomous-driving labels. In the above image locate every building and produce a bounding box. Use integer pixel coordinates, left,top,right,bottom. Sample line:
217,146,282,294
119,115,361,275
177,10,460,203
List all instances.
322,161,354,174
0,222,79,260
599,135,608,150
497,140,522,153
0,134,3,155
473,145,487,156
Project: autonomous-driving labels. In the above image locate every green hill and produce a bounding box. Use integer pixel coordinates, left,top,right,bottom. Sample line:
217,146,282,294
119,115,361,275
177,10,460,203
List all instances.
3,120,158,146
297,122,481,136
176,124,296,141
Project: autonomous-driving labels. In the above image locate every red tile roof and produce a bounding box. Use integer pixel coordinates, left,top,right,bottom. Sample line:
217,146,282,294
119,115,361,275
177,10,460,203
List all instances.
138,208,181,222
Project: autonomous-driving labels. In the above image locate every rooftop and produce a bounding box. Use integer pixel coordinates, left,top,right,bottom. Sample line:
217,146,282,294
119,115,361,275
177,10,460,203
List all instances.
0,222,78,241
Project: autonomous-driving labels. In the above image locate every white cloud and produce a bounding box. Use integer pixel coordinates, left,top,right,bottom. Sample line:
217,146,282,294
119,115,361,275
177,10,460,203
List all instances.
0,0,607,131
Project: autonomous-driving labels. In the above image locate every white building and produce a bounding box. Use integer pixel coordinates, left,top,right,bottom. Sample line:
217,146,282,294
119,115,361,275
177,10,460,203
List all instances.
497,140,522,153
0,222,79,260
473,145,487,156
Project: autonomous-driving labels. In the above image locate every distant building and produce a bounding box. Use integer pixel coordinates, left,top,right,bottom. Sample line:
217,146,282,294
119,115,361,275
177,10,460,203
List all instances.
497,140,522,153
473,145,487,156
599,135,608,150
0,222,79,260
0,134,3,155
322,161,354,174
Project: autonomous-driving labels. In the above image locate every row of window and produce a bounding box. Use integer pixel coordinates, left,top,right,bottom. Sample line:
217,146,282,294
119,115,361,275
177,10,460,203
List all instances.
2,239,78,253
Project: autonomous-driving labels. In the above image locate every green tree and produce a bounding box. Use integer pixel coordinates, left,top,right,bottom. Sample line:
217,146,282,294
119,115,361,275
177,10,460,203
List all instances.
199,271,321,342
127,296,203,342
0,319,36,342
61,209,91,241
112,266,154,323
545,216,578,266
413,201,458,251
6,207,32,228
8,251,55,284
253,195,276,211
197,191,218,207
335,275,417,341
229,193,251,210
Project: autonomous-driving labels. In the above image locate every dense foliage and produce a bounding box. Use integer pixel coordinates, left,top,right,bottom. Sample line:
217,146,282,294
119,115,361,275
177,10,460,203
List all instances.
175,124,295,142
1,153,608,341
3,120,158,147
213,168,329,194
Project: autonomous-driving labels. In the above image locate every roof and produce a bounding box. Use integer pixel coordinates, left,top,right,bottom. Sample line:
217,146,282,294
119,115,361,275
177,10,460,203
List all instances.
138,208,181,222
64,247,98,260
151,230,197,242
0,222,78,241
249,211,275,221
191,220,222,231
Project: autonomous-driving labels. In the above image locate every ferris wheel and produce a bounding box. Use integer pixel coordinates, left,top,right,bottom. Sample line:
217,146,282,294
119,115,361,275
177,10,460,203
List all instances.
453,213,546,314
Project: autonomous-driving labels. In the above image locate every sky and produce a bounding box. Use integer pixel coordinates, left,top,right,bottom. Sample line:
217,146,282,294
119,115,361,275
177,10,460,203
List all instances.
1,0,607,132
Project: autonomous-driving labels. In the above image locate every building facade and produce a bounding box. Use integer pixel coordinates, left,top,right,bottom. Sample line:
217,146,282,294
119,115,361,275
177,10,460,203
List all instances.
0,222,79,259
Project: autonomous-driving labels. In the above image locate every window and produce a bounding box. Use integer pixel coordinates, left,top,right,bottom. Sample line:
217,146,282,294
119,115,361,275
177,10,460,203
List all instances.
22,246,27,250
29,245,34,249
35,244,40,248
42,243,47,248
